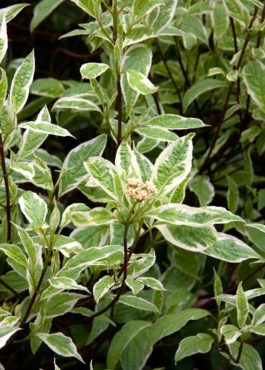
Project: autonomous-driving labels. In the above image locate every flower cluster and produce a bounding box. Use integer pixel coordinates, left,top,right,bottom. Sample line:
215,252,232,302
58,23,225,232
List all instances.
125,178,157,201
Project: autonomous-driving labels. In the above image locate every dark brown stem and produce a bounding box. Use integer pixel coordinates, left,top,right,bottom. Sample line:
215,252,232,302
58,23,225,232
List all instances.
157,43,183,115
230,17,238,52
0,277,20,298
235,341,244,363
90,225,129,319
0,133,11,242
236,7,259,70
199,7,259,174
116,76,122,146
153,91,162,115
20,261,49,326
199,83,233,173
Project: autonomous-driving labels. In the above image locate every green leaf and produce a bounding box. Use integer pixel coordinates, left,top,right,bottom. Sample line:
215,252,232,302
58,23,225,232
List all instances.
125,277,144,295
229,343,262,370
204,233,260,263
126,70,158,95
152,0,178,32
146,203,222,227
107,321,151,370
58,245,124,279
0,68,7,106
9,50,35,113
30,0,65,32
181,15,208,45
59,134,107,196
84,157,122,201
189,175,214,206
119,295,159,313
212,3,229,38
152,134,193,194
243,61,265,110
43,293,85,318
10,162,35,181
0,327,21,349
80,62,110,79
124,26,154,47
214,270,223,308
30,78,65,98
18,106,50,158
236,282,249,329
53,96,101,112
121,44,152,115
252,303,265,326
0,4,29,23
156,224,217,252
120,308,209,370
183,79,227,111
93,275,115,303
175,333,214,363
69,0,98,18
48,277,89,293
220,324,241,344
70,208,114,227
227,175,239,213
115,142,153,182
53,235,83,257
0,16,7,64
36,332,84,363
0,244,27,278
61,203,90,229
138,277,165,291
20,121,73,137
133,0,163,21
223,0,249,25
16,225,43,290
148,308,209,346
144,114,206,130
18,191,48,229
136,126,178,142
249,325,265,335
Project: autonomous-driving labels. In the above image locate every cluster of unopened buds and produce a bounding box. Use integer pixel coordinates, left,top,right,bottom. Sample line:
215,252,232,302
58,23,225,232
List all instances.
125,178,157,201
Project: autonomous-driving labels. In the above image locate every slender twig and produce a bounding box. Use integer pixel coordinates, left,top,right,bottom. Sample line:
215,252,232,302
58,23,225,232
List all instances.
236,7,259,70
20,261,49,326
199,7,259,174
0,133,11,242
235,340,244,363
230,17,238,53
112,0,123,146
116,76,123,146
157,43,183,114
199,82,233,173
90,225,129,319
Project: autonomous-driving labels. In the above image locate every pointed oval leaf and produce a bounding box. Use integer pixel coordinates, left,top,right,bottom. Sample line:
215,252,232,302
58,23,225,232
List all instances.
18,191,47,228
36,332,84,363
9,50,35,113
93,275,115,303
59,134,107,196
175,333,213,364
80,63,110,79
107,320,151,370
183,79,227,111
152,134,193,194
126,70,158,95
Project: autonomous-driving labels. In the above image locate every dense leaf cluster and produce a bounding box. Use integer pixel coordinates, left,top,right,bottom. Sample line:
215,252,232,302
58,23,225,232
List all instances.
0,1,265,369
